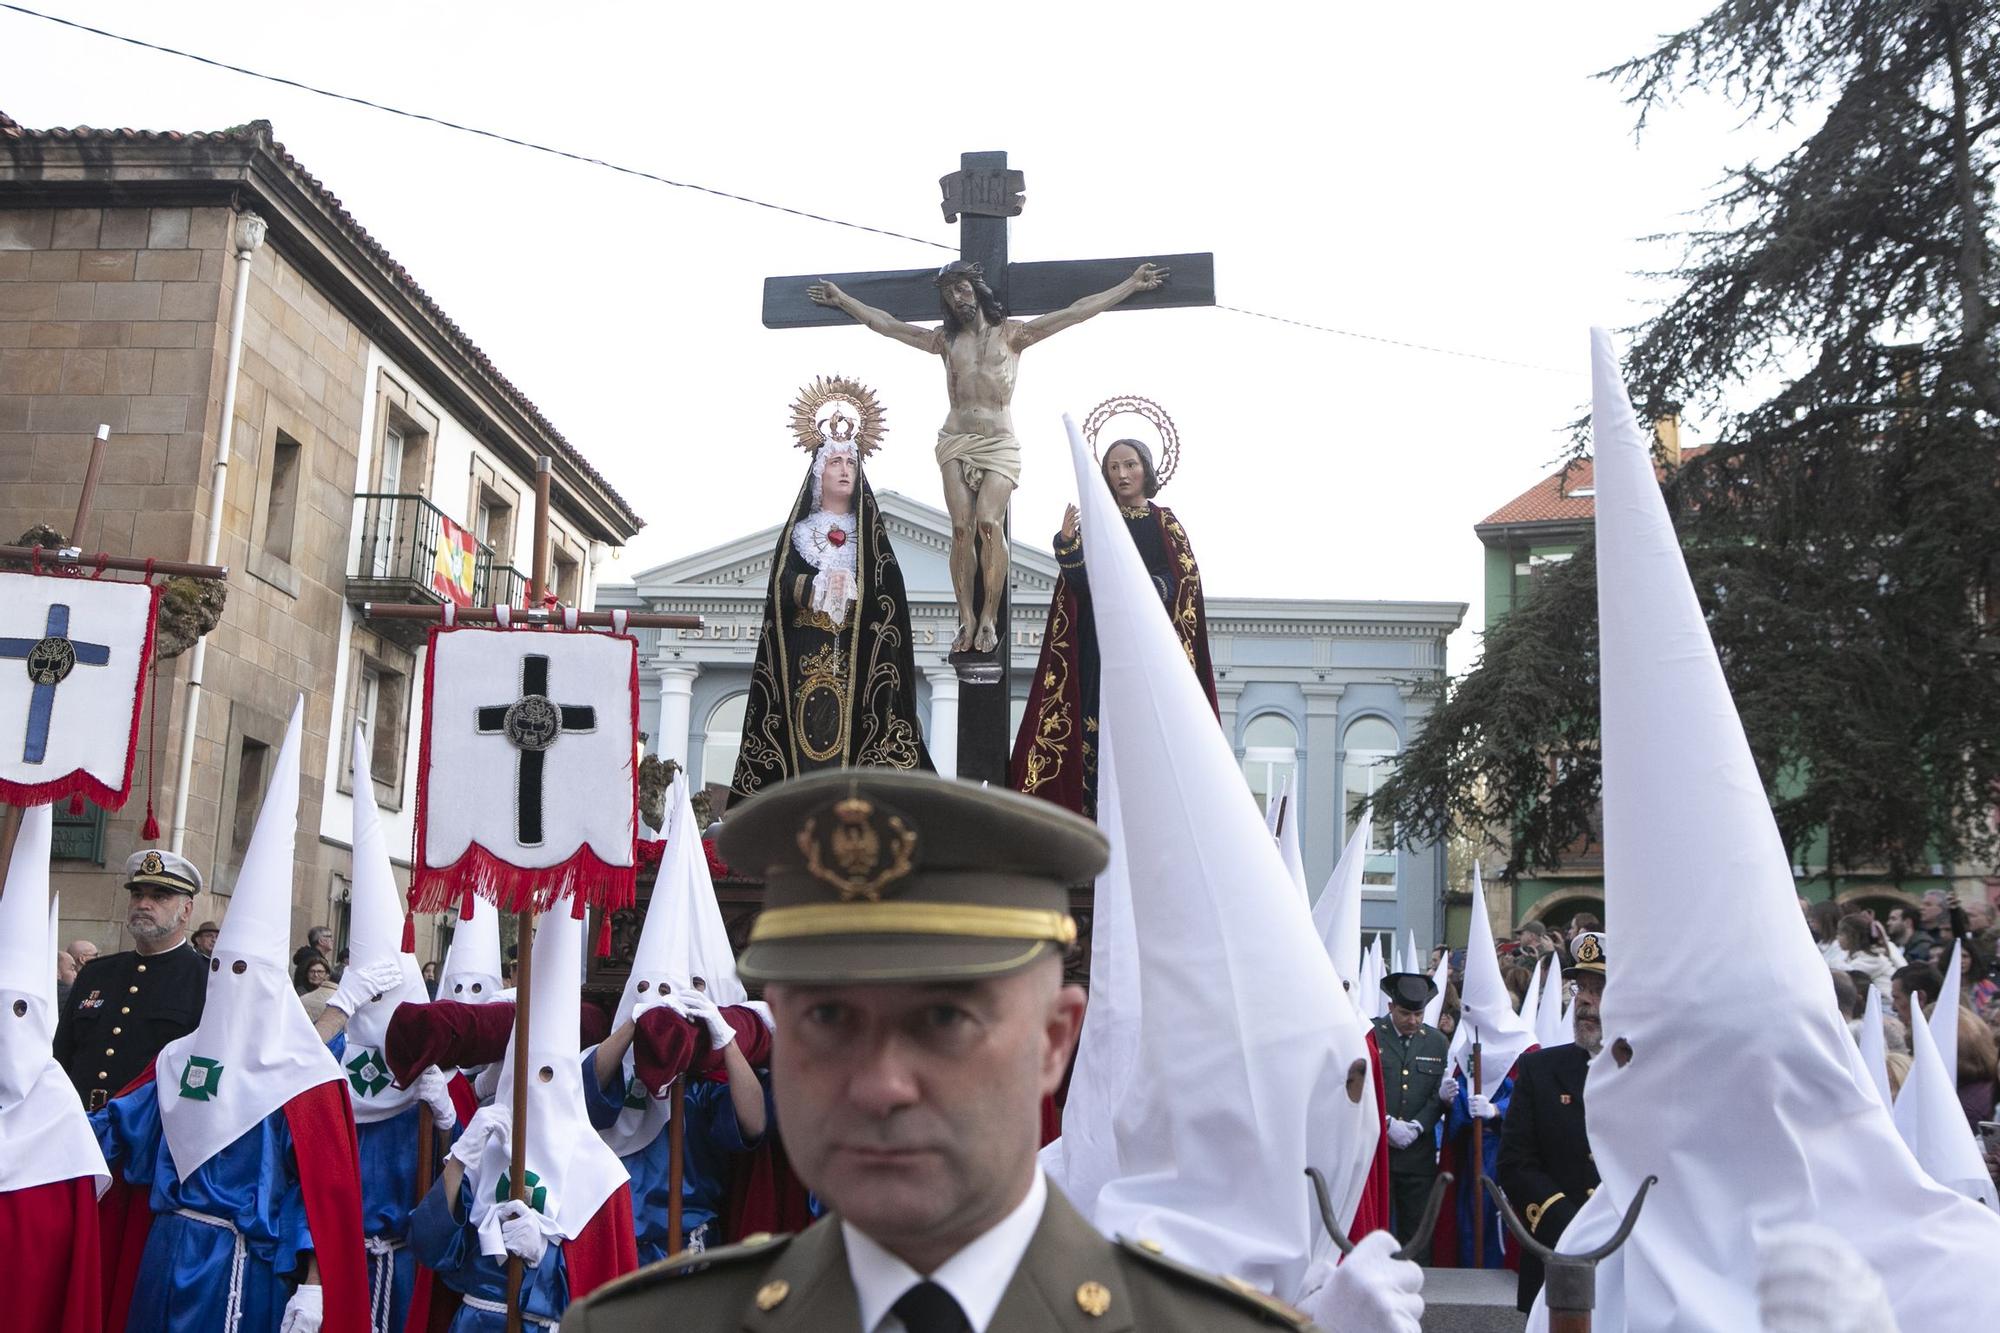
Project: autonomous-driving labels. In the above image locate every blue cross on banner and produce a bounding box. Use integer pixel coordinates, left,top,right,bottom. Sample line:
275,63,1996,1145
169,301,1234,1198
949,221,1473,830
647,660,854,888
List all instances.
0,604,112,763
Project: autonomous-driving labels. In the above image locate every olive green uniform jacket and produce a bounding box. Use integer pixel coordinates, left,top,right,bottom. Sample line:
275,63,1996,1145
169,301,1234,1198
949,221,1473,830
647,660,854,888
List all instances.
560,1175,1320,1332
1371,1015,1450,1174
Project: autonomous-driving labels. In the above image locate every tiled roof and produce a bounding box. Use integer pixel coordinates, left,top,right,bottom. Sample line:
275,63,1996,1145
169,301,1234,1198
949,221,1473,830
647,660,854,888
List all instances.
0,110,641,534
1478,448,1706,530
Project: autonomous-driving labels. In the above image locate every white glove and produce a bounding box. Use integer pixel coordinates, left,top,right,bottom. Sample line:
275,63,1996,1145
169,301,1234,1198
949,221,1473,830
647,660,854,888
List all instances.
415,1066,457,1132
1386,1118,1421,1150
1468,1093,1500,1121
278,1283,322,1333
1437,1075,1460,1104
677,987,735,1050
740,1000,775,1031
1755,1223,1898,1333
328,960,405,1016
630,989,690,1025
450,1104,507,1169
1296,1231,1424,1333
495,1199,549,1267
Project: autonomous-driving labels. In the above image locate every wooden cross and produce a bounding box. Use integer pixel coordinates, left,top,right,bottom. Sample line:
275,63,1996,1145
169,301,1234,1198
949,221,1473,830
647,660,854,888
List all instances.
761,150,1216,784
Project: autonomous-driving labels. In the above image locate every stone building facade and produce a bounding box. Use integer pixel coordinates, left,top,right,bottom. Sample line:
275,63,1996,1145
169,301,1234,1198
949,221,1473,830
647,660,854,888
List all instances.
1,113,640,958
600,493,1467,948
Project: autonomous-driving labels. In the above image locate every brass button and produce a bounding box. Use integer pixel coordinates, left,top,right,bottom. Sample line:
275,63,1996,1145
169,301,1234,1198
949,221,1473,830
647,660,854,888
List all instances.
120,1007,130,1015
137,964,147,973
740,1232,772,1245
1076,1281,1111,1317
111,1027,122,1035
128,986,139,994
1138,1238,1165,1254
754,1280,789,1311
105,1047,115,1056
98,1071,108,1080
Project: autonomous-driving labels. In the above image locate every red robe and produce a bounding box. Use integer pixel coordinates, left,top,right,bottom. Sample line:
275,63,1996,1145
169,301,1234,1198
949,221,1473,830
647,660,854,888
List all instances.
1349,1029,1392,1244
1,1175,101,1333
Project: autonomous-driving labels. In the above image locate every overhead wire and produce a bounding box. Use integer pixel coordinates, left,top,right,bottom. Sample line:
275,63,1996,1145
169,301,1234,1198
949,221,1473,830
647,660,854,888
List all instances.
2,2,1576,377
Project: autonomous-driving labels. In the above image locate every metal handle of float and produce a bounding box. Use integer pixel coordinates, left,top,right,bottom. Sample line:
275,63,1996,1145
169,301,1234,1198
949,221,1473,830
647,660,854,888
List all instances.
1304,1166,1452,1262
1477,1173,1656,1316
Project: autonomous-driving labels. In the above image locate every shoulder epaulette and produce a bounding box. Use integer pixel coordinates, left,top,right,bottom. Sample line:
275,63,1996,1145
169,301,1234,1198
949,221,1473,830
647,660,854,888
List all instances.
1115,1236,1311,1327
584,1231,792,1301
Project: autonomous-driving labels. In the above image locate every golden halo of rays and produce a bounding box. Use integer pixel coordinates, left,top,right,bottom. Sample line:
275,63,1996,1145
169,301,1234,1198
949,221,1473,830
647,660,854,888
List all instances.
789,375,888,458
1082,394,1181,489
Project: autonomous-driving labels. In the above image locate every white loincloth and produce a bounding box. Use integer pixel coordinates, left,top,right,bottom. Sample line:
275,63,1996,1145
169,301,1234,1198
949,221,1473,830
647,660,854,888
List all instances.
936,430,1023,490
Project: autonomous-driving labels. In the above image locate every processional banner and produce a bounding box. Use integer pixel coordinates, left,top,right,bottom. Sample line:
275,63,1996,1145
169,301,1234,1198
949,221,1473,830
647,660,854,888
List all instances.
0,569,159,809
413,625,638,914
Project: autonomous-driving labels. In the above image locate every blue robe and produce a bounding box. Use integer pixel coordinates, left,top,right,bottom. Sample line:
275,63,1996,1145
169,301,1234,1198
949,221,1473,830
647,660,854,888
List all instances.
409,1175,573,1332
331,1034,421,1333
1440,1072,1516,1268
582,1055,766,1263
92,1079,315,1333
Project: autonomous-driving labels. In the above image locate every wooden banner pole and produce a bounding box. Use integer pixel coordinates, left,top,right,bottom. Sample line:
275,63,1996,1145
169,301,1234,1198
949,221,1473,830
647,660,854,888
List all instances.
667,1074,686,1256
1471,1029,1485,1266
69,424,110,546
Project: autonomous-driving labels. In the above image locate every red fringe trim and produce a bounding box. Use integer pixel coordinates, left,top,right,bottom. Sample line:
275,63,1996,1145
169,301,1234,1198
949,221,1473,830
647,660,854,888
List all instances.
636,837,665,870
0,575,160,812
594,910,613,958
409,623,642,916
409,839,636,917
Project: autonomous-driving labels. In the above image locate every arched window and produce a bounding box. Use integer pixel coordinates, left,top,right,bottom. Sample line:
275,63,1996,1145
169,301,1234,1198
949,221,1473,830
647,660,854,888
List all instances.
1241,712,1298,812
1343,716,1401,889
700,694,747,790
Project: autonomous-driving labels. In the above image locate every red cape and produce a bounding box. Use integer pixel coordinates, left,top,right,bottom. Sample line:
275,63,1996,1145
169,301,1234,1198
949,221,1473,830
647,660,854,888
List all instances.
1348,1029,1392,1244
97,1068,370,1333
1,1175,101,1333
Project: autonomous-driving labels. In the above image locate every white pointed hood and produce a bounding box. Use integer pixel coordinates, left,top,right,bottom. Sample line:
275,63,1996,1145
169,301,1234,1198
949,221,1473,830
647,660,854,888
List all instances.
159,698,344,1176
1275,777,1307,895
1423,951,1451,1029
600,773,698,1159
1534,950,1569,1050
1059,413,1376,1300
1362,938,1387,1020
343,727,428,1123
1040,721,1142,1217
1450,866,1538,1084
0,805,110,1193
469,905,629,1253
438,894,503,1005
1857,985,1892,1110
1534,328,2000,1331
1402,929,1419,979
1312,810,1370,1008
1518,955,1544,1035
1928,941,1962,1092
1892,994,1997,1210
682,798,746,1009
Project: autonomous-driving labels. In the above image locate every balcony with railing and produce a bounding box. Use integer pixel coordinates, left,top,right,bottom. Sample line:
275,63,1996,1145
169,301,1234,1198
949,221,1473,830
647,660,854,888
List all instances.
347,493,528,644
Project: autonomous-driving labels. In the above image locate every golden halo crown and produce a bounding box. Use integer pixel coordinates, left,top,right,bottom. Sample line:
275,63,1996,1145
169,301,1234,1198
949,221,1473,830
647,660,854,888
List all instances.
790,376,887,458
1083,394,1181,489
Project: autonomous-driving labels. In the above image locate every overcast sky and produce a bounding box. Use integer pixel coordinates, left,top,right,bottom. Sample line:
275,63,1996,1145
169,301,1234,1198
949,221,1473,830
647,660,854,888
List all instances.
3,1,1783,668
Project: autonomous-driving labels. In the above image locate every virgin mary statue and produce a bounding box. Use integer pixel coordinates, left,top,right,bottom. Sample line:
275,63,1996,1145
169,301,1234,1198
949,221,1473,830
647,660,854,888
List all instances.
731,377,933,797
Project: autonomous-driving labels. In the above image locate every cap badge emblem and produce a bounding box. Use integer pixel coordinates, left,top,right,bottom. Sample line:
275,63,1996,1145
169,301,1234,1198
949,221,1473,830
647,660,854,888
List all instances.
1076,1281,1112,1317
798,796,917,902
1573,934,1603,964
140,850,165,876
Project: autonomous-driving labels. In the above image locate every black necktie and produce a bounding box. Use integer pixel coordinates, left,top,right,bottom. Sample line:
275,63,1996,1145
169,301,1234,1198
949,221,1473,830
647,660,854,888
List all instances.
891,1280,971,1333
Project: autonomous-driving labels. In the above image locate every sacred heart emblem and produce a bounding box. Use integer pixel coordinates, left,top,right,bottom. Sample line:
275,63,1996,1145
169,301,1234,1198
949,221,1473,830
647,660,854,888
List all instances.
26,635,77,685
178,1056,224,1101
797,795,917,902
495,1169,548,1213
346,1048,392,1097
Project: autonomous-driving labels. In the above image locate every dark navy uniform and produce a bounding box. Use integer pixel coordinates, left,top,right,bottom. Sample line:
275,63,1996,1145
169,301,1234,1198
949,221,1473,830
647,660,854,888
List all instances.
55,939,206,1108
1496,1042,1598,1312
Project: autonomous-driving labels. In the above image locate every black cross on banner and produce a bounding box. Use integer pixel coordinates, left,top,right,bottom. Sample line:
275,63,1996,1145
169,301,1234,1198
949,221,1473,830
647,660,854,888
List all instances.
475,654,596,847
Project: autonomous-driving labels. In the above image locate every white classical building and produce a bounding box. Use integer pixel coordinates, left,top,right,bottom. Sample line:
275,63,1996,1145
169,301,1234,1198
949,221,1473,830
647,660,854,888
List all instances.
598,493,1466,947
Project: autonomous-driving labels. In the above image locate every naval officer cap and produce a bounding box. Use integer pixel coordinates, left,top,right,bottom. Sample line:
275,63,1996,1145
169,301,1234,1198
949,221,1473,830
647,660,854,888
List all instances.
122,847,202,897
720,769,1107,985
1563,930,1607,979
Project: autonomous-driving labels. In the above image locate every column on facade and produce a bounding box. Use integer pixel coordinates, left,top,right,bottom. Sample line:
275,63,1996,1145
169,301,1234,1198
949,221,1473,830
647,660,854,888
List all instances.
924,666,960,779
1299,683,1345,895
655,661,700,768
1215,680,1246,757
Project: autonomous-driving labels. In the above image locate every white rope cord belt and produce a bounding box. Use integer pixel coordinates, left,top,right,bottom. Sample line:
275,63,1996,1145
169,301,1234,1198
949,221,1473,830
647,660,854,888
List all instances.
461,1294,559,1328
364,1235,407,1333
174,1207,248,1333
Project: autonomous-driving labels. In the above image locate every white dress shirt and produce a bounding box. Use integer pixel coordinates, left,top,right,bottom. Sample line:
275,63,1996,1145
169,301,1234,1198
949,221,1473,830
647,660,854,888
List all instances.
844,1170,1049,1333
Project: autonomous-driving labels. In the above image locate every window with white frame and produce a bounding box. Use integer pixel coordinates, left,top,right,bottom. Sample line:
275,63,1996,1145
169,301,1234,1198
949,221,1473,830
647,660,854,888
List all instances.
1343,716,1402,892
700,694,748,790
1240,712,1298,812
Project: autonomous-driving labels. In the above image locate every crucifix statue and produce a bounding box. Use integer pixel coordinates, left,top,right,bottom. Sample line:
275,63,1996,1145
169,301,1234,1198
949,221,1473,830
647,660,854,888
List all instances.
762,150,1215,783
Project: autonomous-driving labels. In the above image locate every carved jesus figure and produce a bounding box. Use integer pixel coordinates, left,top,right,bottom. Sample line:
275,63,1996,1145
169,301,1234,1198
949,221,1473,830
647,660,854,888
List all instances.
807,261,1167,654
